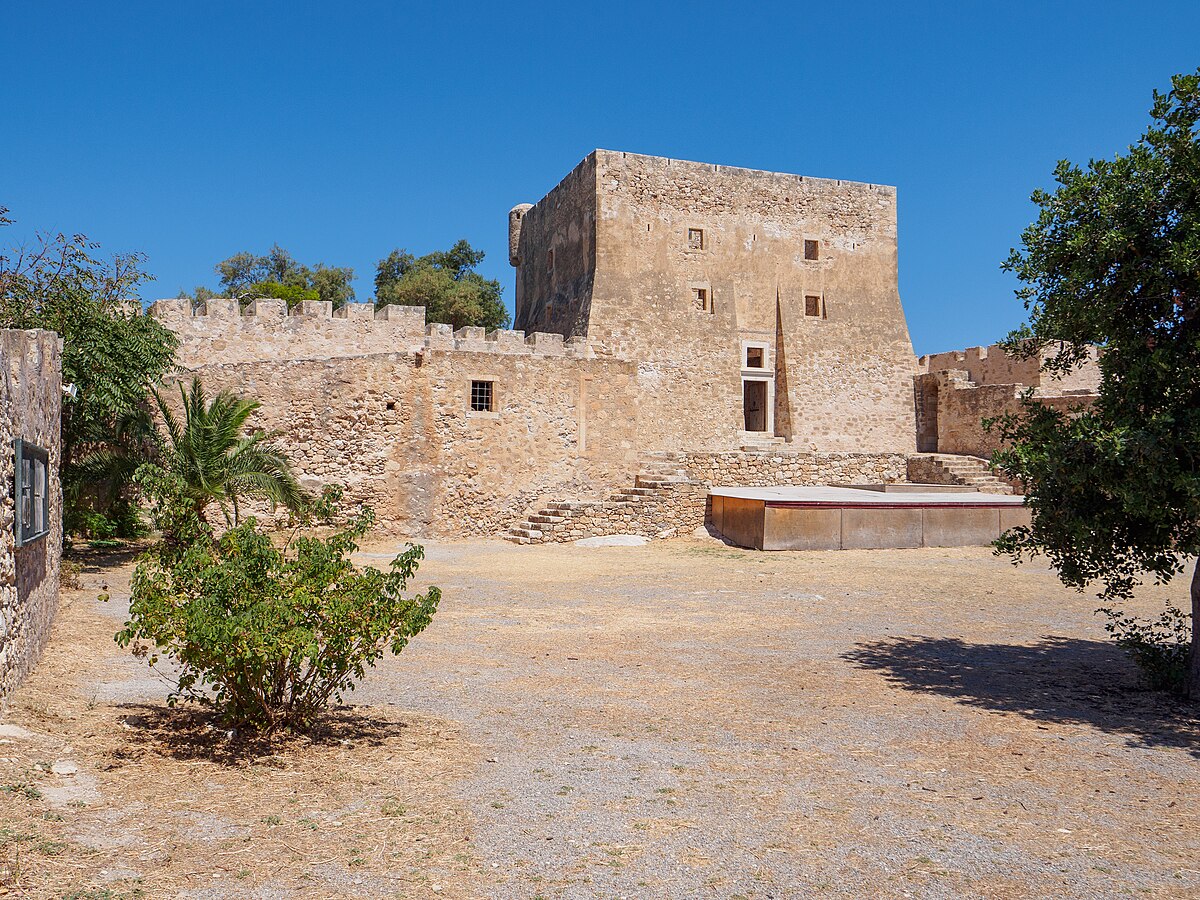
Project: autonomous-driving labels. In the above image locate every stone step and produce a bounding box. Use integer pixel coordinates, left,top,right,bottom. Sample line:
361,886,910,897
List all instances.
508,527,543,539
529,514,565,524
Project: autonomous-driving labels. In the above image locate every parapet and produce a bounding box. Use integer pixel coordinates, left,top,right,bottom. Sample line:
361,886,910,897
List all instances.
148,299,595,368
918,341,1100,392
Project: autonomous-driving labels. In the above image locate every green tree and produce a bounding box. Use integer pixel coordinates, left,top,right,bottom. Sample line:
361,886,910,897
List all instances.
150,377,309,526
374,239,509,330
188,244,356,308
991,70,1200,696
0,207,178,535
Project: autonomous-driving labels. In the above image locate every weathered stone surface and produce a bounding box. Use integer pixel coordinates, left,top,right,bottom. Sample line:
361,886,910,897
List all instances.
0,329,63,701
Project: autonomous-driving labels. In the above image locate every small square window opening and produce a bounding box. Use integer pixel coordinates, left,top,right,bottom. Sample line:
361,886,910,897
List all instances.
692,287,708,311
746,347,765,368
470,380,494,413
805,295,822,317
804,239,819,260
687,228,704,250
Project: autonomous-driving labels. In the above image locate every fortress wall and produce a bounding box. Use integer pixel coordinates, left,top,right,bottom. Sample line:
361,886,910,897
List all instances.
919,342,1101,393
173,347,640,537
0,330,62,702
923,369,1095,459
150,299,593,368
512,153,598,339
587,150,917,453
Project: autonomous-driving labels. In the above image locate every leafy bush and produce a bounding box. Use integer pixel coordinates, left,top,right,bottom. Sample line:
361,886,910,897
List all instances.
1099,603,1191,694
116,476,440,732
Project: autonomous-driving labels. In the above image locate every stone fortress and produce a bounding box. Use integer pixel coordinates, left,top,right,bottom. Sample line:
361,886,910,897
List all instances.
147,149,1099,543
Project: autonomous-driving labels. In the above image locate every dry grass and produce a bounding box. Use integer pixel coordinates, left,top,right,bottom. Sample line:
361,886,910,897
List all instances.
0,545,481,899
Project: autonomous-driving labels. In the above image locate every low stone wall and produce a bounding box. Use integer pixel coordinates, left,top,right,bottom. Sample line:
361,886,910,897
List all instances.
526,450,908,543
1,329,63,703
673,450,909,488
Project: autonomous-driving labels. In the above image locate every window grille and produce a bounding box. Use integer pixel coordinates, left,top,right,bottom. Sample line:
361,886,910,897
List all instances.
14,439,50,547
470,380,494,413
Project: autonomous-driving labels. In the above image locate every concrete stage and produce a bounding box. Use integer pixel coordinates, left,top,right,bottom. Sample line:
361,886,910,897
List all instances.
709,486,1029,551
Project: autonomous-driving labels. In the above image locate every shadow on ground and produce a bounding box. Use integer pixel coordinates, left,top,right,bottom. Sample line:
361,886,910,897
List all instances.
844,636,1200,755
109,703,410,764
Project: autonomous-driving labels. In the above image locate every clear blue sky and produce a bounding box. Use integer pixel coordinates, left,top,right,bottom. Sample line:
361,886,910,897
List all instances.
3,2,1197,355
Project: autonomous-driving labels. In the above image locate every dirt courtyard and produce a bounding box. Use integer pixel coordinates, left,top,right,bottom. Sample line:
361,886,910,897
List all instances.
2,534,1199,898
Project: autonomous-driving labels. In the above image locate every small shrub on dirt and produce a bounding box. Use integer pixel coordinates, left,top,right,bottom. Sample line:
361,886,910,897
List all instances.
117,473,440,733
1099,603,1191,693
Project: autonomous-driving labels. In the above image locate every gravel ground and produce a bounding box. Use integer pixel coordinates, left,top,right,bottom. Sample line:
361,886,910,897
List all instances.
357,537,1200,899
2,535,1198,898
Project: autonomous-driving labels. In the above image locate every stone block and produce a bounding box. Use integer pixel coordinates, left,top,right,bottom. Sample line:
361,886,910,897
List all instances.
198,299,239,318
295,300,333,318
246,298,287,319
336,302,375,320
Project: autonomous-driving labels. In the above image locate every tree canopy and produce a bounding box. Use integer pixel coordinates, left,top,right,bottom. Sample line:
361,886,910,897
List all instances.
991,69,1200,695
183,244,355,308
0,206,179,537
374,239,509,331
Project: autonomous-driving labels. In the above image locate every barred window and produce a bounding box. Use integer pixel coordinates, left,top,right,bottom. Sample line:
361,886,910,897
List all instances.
470,380,494,413
14,439,49,547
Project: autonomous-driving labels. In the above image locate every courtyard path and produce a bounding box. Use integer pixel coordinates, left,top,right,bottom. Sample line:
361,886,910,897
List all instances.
1,536,1198,898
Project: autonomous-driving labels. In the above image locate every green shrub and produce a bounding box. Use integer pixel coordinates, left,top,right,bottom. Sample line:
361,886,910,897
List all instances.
1099,603,1191,694
116,477,440,732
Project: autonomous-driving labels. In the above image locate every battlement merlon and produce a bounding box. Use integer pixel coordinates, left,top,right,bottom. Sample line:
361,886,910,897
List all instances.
147,299,591,367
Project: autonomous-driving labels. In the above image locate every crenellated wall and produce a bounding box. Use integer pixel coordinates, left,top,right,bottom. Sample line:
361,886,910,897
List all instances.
919,342,1101,394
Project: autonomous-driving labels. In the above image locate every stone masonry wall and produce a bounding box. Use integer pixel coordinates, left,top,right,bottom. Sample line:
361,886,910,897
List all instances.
159,306,642,537
920,342,1101,393
521,149,920,454
926,369,1095,459
0,329,63,702
528,450,908,544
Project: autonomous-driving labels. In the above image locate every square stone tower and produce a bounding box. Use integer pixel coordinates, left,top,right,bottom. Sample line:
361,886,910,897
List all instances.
510,150,918,454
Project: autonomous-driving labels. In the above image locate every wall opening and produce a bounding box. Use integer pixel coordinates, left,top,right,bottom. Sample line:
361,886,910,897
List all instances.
804,239,819,260
687,228,704,250
745,346,764,368
805,295,822,317
470,380,495,413
743,381,768,432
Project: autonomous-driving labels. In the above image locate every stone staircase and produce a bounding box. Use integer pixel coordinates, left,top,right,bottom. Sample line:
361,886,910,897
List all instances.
907,453,1014,494
503,458,697,544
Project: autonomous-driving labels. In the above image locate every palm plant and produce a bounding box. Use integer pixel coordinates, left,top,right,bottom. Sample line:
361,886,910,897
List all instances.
152,377,309,525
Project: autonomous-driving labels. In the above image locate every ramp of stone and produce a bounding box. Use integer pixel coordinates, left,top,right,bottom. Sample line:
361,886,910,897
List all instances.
710,485,1028,551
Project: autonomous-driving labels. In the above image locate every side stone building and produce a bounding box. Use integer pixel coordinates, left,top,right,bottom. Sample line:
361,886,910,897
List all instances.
152,150,1054,540
1,329,63,702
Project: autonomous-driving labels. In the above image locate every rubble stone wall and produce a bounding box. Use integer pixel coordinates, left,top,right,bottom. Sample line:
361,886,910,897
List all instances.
0,329,62,702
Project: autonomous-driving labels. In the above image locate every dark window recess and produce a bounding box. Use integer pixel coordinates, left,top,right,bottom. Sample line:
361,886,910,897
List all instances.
385,401,396,411
14,438,49,547
746,347,765,368
805,295,822,317
470,380,494,412
804,239,819,260
687,228,704,250
692,287,708,310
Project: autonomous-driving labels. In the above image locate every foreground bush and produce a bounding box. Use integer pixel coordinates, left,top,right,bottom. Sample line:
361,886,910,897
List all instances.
117,478,439,732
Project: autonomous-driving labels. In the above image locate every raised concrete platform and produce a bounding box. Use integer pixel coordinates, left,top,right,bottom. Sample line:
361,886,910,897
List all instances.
709,486,1029,551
